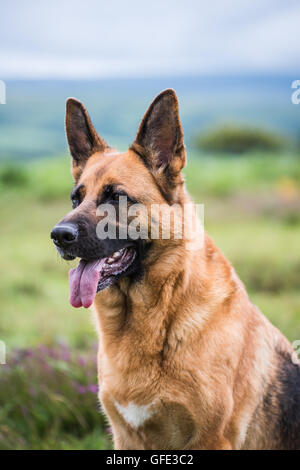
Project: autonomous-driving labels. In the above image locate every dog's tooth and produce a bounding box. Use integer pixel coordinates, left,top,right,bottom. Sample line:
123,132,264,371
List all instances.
112,250,121,259
107,257,115,264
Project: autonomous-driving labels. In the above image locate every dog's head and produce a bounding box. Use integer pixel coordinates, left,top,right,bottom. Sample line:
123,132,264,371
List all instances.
51,89,187,308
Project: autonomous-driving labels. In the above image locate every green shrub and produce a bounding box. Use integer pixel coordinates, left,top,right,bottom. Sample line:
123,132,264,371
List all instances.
0,164,29,187
194,125,284,154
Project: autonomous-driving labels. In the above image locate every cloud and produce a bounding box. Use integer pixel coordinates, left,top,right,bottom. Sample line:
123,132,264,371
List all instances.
1,0,299,78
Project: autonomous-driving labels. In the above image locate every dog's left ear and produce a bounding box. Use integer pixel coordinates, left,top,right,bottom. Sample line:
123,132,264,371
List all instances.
131,89,186,182
65,98,107,176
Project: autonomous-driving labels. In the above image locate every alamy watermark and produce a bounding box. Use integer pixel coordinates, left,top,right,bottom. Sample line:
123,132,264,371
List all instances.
291,80,300,105
0,80,6,104
292,340,300,365
0,340,6,364
95,198,204,251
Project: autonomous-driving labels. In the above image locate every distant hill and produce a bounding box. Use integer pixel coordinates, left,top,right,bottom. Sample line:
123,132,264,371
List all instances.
0,76,299,160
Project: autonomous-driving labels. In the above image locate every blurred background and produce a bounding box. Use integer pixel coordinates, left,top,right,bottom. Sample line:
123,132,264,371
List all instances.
0,0,300,450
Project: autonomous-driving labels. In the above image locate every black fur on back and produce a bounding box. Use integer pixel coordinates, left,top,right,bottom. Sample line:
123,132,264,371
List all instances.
276,350,300,449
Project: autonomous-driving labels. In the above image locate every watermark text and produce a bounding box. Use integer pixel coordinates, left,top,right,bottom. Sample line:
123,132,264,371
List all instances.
0,80,6,104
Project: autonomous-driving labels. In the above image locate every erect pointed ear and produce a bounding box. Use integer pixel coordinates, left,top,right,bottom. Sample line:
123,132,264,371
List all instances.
65,98,107,170
131,89,186,174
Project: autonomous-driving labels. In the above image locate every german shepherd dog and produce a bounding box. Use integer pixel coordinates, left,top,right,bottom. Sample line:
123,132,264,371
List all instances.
51,89,300,450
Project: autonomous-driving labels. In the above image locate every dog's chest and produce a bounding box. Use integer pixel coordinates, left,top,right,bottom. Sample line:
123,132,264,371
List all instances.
113,400,155,428
101,391,196,449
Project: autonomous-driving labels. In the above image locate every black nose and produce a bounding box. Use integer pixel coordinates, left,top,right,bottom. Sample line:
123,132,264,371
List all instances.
51,224,78,247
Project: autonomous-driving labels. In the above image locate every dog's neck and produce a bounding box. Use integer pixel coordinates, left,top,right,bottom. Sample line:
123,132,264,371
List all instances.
93,233,239,362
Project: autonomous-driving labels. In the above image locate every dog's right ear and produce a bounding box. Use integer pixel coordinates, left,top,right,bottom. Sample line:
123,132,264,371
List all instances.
65,98,107,175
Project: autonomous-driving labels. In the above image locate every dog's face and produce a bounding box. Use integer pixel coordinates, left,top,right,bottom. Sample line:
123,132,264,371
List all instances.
51,89,186,308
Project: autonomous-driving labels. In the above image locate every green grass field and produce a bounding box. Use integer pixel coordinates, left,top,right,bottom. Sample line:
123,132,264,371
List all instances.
0,152,300,449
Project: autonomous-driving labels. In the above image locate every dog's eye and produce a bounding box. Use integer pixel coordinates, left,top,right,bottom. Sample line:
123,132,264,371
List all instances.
111,192,122,201
101,185,128,204
70,184,84,209
71,196,80,209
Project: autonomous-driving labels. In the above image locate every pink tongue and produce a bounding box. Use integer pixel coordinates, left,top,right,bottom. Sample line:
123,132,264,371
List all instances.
69,258,106,308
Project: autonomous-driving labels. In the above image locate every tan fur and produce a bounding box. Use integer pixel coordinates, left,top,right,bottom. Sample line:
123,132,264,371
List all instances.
62,90,299,450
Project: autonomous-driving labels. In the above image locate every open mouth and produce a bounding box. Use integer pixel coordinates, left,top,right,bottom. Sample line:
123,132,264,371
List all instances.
68,247,136,308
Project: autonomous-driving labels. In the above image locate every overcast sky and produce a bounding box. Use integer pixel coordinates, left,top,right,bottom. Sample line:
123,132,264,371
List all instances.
1,0,299,79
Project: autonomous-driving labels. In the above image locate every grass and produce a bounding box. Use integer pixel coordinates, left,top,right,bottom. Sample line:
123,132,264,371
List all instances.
0,344,112,450
0,152,299,449
184,151,300,197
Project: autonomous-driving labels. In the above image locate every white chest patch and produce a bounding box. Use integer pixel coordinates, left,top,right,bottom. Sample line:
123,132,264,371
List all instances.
114,401,154,428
